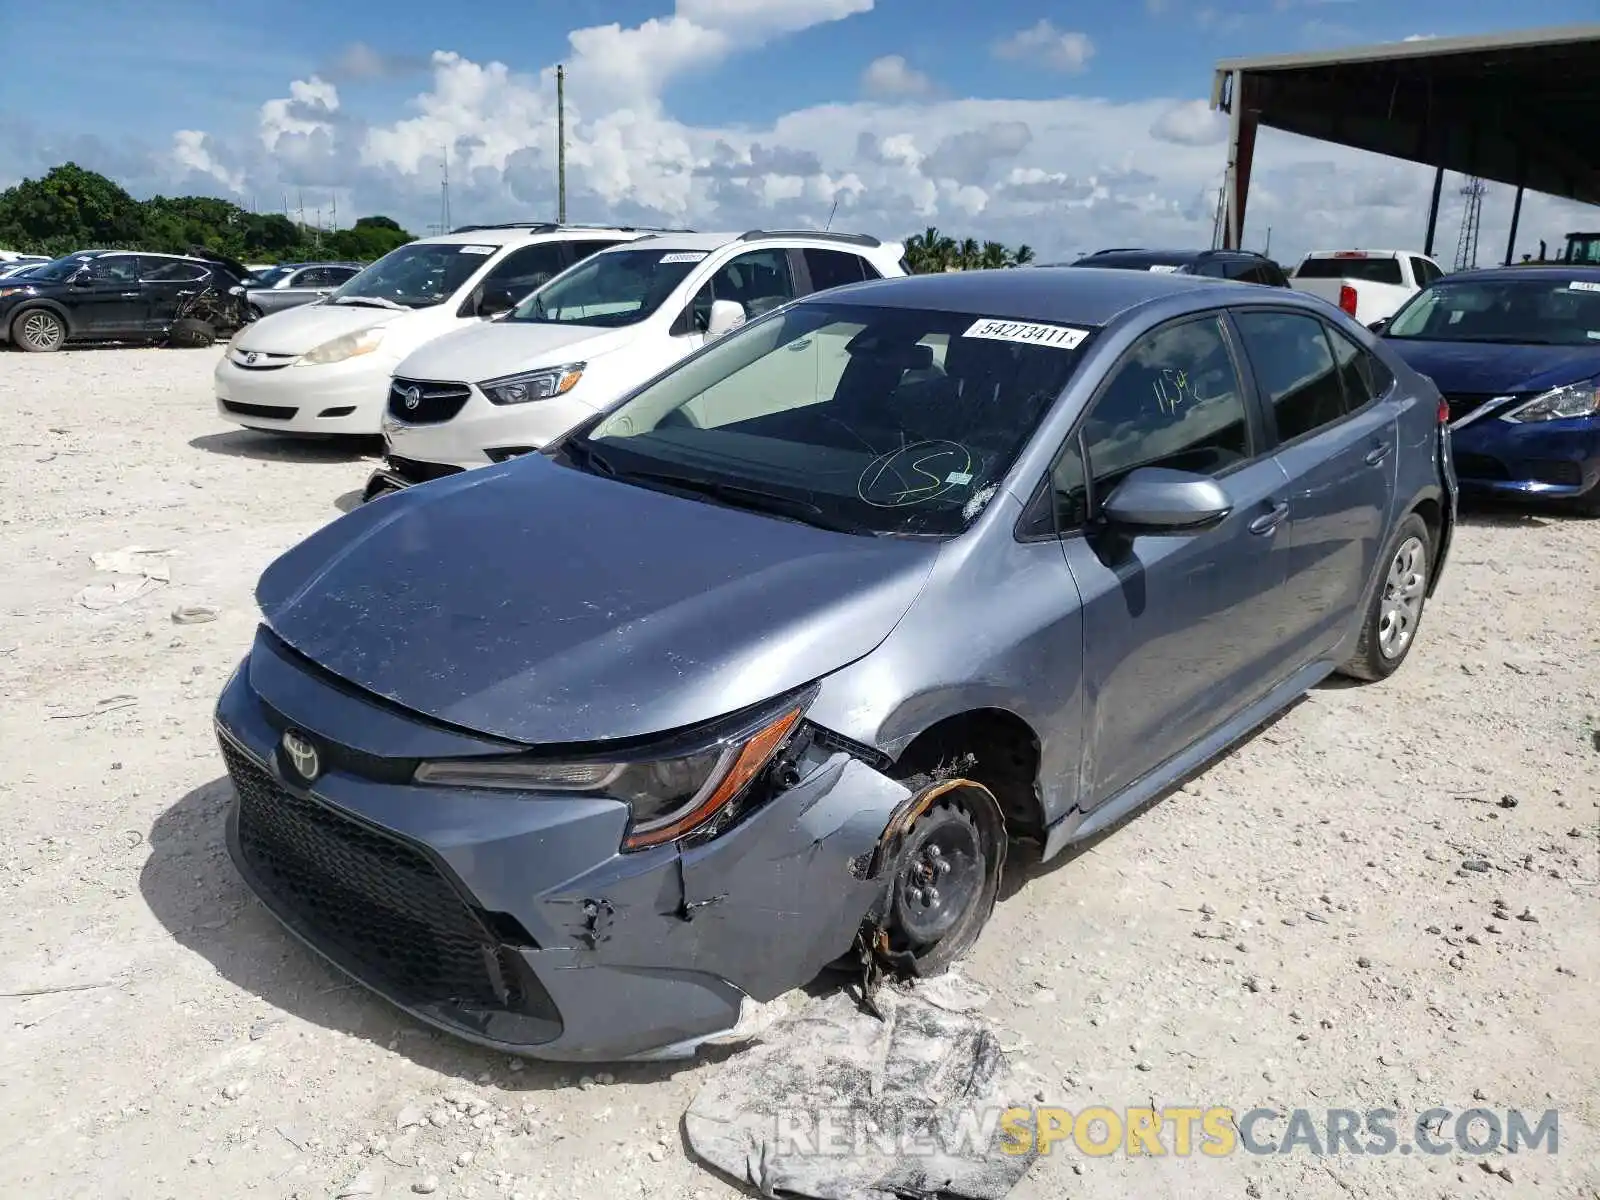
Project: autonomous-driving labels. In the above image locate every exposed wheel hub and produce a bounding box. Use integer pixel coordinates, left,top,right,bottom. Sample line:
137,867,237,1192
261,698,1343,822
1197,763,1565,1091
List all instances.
891,802,983,946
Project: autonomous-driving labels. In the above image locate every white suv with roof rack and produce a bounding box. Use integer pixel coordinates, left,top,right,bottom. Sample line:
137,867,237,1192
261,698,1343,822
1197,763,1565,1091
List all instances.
365,229,908,497
213,223,677,437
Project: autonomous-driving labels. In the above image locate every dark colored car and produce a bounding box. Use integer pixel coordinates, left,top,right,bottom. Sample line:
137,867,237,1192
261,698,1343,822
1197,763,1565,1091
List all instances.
1379,265,1600,513
0,249,250,352
1057,248,1291,287
215,268,1455,1062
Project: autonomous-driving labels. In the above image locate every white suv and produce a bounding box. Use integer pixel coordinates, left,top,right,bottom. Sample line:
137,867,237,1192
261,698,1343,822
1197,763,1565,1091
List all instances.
366,230,908,496
213,224,672,437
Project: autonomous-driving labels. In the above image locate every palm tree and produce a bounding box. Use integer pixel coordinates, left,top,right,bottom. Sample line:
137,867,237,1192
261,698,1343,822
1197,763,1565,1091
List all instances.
903,226,957,274
958,238,979,270
1012,243,1035,267
980,241,1010,270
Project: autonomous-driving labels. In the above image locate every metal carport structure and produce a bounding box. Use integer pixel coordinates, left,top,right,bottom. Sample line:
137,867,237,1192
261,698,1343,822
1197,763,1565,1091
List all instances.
1210,24,1600,263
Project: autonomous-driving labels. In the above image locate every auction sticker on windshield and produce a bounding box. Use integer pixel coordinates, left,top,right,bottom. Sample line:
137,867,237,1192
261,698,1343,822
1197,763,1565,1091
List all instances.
659,252,708,264
1566,281,1600,293
963,318,1089,350
459,245,497,255
1148,264,1182,273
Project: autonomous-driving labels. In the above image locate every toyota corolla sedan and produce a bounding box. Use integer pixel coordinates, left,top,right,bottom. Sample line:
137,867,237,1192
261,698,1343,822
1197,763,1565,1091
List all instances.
215,269,1455,1062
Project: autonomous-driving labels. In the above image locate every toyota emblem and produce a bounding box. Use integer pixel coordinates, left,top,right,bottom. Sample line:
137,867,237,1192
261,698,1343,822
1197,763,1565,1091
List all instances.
244,351,258,365
280,728,321,783
403,386,422,411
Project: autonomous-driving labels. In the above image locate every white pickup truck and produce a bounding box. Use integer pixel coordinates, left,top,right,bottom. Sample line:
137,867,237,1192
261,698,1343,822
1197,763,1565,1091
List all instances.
1289,249,1444,327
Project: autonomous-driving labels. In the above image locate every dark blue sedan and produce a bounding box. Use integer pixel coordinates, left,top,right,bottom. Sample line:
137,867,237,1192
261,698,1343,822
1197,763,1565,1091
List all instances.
1381,266,1600,513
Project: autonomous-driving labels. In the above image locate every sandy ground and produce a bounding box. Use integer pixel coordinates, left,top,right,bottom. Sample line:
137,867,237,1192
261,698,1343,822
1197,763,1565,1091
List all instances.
0,345,1596,1200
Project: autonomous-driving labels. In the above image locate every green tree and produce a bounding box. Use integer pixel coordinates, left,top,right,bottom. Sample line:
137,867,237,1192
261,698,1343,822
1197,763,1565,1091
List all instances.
0,163,416,265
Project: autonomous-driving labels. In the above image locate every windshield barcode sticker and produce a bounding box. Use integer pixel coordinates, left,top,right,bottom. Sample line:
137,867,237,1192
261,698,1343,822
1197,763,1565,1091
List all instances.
963,318,1089,350
659,251,708,264
1147,264,1181,273
459,244,497,255
1567,280,1600,293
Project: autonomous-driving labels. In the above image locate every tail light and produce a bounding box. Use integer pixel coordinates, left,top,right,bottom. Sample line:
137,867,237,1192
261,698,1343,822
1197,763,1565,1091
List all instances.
1338,285,1358,315
1437,395,1450,424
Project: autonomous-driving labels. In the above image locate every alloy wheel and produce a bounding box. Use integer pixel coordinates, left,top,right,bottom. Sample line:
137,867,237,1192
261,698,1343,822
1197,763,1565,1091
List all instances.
20,311,63,351
1377,535,1426,659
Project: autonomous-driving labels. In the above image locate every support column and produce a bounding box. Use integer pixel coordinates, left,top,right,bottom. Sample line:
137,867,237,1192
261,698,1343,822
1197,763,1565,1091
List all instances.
1423,165,1444,258
1505,185,1524,265
1220,71,1260,251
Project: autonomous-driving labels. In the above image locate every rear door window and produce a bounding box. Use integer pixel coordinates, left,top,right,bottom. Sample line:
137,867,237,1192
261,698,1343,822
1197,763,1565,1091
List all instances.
1295,257,1404,285
802,248,874,294
1233,310,1349,442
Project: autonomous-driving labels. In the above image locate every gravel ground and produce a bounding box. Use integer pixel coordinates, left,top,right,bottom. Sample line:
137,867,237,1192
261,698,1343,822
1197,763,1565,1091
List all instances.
1,346,1596,1200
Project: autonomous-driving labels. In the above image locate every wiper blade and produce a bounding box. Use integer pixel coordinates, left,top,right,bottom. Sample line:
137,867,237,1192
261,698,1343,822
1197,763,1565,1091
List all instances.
617,468,867,535
560,438,616,477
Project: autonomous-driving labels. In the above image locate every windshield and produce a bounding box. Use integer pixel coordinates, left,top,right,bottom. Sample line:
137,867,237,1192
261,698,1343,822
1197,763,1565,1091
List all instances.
564,301,1092,537
327,241,501,309
27,255,96,283
506,247,701,328
1386,277,1600,346
1073,253,1191,273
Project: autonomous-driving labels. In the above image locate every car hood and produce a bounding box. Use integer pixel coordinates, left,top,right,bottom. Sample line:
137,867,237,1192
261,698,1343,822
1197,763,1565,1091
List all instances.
395,319,633,382
1385,338,1600,395
256,454,940,745
233,300,412,355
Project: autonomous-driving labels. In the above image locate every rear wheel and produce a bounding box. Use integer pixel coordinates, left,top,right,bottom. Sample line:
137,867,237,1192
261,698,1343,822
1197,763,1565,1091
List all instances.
1339,512,1431,682
13,308,65,352
246,304,264,322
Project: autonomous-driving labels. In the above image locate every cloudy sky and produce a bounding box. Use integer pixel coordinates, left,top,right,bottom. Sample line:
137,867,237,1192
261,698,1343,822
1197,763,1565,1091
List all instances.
2,0,1595,264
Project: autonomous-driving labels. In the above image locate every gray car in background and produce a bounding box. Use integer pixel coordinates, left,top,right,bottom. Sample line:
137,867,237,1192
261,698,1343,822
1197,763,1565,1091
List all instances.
243,262,363,319
214,267,1456,1061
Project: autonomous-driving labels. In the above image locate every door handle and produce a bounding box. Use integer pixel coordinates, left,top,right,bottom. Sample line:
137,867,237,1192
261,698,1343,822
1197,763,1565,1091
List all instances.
1249,500,1290,536
120,291,140,298
1365,442,1392,465
175,289,196,296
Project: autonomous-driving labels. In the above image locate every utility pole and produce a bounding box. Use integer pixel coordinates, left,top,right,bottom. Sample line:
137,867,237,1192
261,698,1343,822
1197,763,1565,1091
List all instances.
556,64,567,224
441,146,452,233
1263,226,1272,258
330,194,337,233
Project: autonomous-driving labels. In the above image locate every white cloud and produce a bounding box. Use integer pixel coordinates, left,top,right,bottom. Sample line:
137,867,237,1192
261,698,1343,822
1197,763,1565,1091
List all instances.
132,4,1600,268
1402,33,1439,41
992,20,1095,72
1150,100,1227,147
860,55,933,98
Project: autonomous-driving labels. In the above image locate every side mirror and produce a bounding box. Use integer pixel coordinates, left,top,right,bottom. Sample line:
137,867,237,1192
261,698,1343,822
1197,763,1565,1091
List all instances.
1367,318,1389,334
1101,468,1232,531
705,298,746,339
478,287,518,317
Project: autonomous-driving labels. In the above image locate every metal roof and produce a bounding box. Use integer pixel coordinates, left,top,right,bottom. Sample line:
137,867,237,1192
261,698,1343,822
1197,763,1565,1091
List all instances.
1211,24,1600,209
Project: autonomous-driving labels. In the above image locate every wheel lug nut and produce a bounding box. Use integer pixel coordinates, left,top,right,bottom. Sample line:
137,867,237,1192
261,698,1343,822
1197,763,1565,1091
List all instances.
923,887,939,906
936,859,951,876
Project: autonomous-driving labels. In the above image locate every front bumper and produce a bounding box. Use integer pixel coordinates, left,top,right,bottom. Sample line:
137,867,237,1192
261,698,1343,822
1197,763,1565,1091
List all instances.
1450,410,1600,502
215,627,908,1061
214,352,399,435
381,385,601,471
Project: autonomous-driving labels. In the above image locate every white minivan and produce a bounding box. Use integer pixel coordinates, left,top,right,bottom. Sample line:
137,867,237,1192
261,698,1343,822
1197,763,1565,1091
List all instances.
213,224,666,437
366,229,908,497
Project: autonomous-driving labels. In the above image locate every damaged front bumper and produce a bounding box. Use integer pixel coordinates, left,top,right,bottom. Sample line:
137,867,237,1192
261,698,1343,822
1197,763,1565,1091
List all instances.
215,628,912,1062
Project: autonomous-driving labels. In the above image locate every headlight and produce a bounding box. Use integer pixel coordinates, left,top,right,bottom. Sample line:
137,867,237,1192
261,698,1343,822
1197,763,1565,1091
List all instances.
296,325,389,366
0,286,26,299
412,697,808,851
1500,379,1599,423
479,362,584,405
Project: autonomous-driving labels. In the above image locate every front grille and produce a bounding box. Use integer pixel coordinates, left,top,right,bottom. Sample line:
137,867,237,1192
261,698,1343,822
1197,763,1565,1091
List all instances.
1442,393,1499,424
1453,452,1509,481
388,456,465,485
388,378,472,425
224,740,517,1012
223,400,297,420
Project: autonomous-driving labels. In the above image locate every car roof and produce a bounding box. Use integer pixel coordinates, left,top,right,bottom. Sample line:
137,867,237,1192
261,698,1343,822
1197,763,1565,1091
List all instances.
816,267,1243,326
419,226,650,247
1447,264,1600,283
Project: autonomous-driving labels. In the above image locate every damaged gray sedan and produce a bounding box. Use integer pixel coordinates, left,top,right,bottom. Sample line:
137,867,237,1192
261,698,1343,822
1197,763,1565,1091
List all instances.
215,267,1455,1061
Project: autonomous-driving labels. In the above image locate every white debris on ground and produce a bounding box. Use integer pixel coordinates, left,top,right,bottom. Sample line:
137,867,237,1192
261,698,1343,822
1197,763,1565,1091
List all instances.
686,981,1038,1199
0,347,1596,1200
